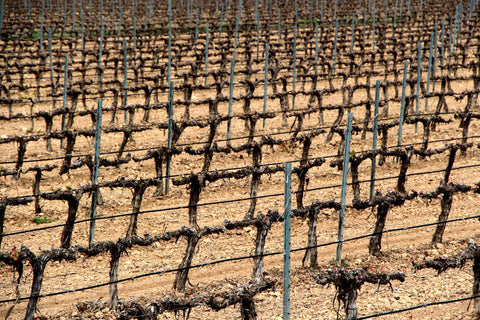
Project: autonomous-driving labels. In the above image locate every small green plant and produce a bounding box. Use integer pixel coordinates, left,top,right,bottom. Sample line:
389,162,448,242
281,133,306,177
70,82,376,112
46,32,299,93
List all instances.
32,216,57,224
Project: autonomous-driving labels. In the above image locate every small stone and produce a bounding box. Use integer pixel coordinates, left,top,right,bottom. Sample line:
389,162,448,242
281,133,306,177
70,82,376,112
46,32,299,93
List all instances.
94,311,103,319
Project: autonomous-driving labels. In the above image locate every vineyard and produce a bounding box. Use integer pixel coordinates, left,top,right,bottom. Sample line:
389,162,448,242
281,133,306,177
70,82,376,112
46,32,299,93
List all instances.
1,0,480,319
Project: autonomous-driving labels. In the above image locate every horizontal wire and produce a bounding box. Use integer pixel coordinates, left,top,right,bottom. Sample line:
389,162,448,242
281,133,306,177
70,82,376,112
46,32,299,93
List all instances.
1,213,478,304
2,161,480,238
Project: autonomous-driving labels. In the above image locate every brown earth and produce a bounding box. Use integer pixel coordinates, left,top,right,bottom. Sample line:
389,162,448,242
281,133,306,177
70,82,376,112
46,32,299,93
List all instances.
1,16,480,320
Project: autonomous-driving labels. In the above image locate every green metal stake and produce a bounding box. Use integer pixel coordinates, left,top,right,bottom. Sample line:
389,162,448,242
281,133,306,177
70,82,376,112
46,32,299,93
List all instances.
292,3,298,110
233,16,240,61
278,9,281,45
204,23,209,86
48,28,53,85
255,0,260,59
72,0,76,30
219,3,224,41
432,25,438,93
370,81,380,200
0,0,4,39
263,43,269,128
61,54,69,149
123,39,128,124
40,0,44,51
168,0,172,83
425,32,433,111
362,8,366,48
440,18,445,78
350,13,355,52
227,59,235,143
333,17,338,74
315,23,319,81
336,112,353,263
415,42,421,133
98,21,104,87
283,162,292,320
194,9,199,52
89,99,102,248
384,0,388,26
165,81,174,195
398,60,408,146
81,9,85,51
133,16,137,67
372,2,376,47
393,0,398,26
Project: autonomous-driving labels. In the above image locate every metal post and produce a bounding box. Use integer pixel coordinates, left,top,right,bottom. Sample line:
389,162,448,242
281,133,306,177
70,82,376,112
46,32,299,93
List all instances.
336,112,353,263
292,3,298,110
227,59,235,142
61,54,69,149
133,16,137,67
283,162,292,320
40,0,44,51
98,21,104,87
370,82,380,200
398,60,408,146
384,0,388,26
415,42,421,133
372,2,376,47
72,0,76,30
255,0,260,59
278,9,281,45
350,13,355,52
393,0,398,26
0,0,4,39
233,16,240,61
440,18,445,78
165,81,174,195
81,9,85,51
315,23,319,75
194,9,199,51
425,32,433,111
89,99,102,247
219,3,224,41
333,17,338,74
48,28,54,85
123,39,128,124
263,44,269,128
168,0,172,84
204,23,209,86
362,8,366,48
432,24,438,93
